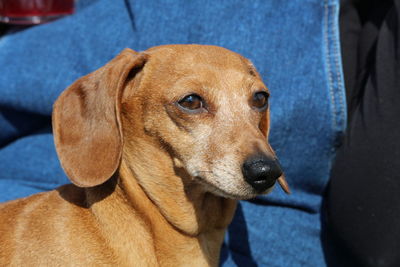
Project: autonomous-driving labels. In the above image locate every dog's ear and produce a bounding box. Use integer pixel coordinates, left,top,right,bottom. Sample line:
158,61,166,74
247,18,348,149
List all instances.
53,49,148,187
260,110,291,194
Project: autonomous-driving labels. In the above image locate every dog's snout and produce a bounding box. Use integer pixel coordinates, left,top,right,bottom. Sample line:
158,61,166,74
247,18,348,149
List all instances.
242,155,283,192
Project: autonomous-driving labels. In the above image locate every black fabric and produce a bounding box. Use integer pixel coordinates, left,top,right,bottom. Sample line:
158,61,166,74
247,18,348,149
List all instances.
327,0,400,266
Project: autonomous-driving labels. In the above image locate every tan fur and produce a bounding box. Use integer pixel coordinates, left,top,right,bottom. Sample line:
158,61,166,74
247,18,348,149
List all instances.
0,45,288,266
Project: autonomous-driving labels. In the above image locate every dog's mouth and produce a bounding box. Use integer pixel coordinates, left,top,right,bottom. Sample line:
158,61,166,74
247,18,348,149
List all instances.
192,175,271,200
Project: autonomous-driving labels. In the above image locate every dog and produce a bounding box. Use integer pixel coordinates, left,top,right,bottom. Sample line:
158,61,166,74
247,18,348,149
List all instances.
0,45,289,266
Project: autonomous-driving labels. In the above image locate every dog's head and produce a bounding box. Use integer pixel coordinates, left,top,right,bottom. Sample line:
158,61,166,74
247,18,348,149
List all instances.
53,45,289,199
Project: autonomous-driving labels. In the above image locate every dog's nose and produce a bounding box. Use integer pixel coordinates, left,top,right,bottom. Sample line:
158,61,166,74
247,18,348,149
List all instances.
242,155,283,192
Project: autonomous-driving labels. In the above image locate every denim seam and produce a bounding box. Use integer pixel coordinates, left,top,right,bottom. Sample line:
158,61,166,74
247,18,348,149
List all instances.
332,11,346,128
323,0,347,137
330,0,346,134
323,0,337,130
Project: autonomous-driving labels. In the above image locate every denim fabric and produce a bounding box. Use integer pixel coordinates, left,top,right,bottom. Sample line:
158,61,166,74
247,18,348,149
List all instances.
0,0,346,266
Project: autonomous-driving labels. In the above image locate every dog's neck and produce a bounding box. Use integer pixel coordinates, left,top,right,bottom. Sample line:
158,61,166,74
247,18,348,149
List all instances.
86,138,237,266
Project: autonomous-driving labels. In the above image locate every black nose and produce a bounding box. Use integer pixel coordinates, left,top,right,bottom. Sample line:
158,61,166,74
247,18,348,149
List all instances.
242,155,283,192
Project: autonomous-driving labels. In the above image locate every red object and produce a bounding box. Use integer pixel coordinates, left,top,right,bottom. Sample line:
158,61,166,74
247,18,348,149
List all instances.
0,0,74,24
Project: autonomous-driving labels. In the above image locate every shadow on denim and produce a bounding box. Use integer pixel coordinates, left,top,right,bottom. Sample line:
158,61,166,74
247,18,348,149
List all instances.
220,202,258,267
0,108,50,148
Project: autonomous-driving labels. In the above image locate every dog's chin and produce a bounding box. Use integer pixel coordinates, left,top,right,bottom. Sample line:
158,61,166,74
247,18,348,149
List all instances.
193,176,275,200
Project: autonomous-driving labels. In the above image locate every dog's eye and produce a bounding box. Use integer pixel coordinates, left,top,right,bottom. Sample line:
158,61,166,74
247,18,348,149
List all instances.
252,91,269,111
178,94,204,111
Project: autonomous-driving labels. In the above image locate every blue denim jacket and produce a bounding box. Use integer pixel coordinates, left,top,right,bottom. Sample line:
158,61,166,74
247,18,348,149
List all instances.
0,0,345,266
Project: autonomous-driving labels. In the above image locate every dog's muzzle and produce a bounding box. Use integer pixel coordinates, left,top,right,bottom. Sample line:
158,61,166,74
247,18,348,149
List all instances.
242,154,283,192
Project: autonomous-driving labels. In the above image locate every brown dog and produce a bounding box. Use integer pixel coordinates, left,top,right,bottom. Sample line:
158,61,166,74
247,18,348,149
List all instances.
0,45,289,266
